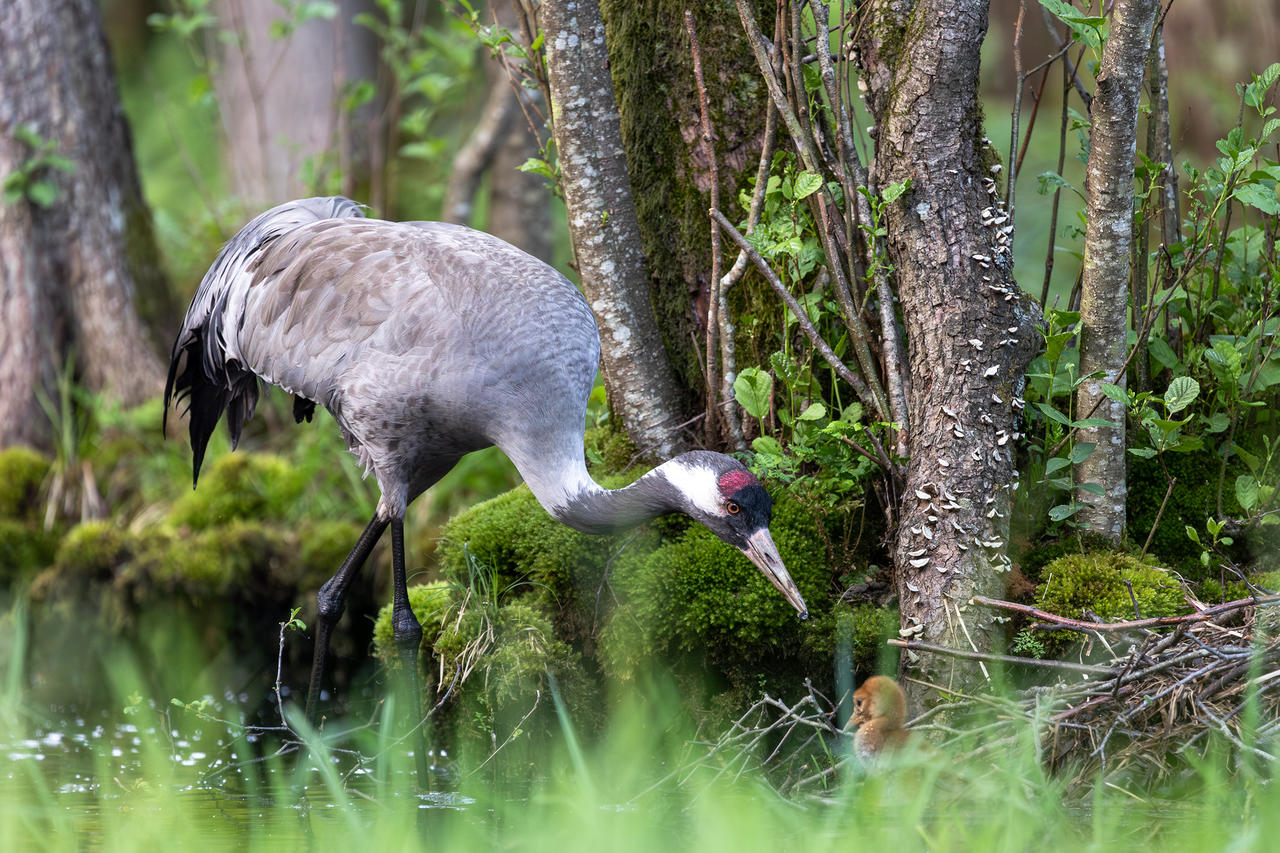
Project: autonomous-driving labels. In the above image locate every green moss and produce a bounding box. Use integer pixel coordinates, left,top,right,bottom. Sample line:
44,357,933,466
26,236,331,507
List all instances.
0,447,50,521
843,603,900,673
583,424,640,474
53,521,131,581
600,492,834,696
598,0,771,405
168,452,305,529
0,519,55,582
380,596,599,765
437,483,644,645
1198,569,1280,604
1035,551,1185,653
1019,533,1119,582
436,461,837,717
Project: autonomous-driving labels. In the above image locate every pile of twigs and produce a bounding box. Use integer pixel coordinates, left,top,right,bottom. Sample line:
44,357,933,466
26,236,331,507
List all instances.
671,593,1280,797
933,593,1280,786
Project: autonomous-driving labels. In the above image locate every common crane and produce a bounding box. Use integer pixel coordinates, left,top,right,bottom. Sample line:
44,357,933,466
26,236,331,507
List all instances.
164,197,809,774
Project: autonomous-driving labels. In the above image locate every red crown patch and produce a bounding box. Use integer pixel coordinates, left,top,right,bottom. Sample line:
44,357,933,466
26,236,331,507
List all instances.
716,468,756,495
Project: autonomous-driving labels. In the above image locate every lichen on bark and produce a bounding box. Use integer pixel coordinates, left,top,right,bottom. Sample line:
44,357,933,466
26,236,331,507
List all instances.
1075,0,1161,544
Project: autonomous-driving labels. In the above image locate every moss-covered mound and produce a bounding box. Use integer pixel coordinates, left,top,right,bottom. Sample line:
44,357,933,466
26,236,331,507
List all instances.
168,452,305,529
1034,551,1185,654
0,446,50,522
21,513,368,707
394,465,868,732
375,589,598,771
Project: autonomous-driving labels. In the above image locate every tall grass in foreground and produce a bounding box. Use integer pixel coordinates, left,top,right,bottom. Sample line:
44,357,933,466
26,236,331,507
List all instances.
1,602,1276,852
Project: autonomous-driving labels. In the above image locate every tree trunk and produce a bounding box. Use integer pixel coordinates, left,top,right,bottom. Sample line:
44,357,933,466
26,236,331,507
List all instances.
214,0,379,206
598,0,771,413
443,1,552,263
854,0,1043,696
541,0,687,459
1075,0,1159,544
0,0,170,450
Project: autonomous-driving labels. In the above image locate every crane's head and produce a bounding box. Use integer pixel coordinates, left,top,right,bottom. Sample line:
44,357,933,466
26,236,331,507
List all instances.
664,452,809,620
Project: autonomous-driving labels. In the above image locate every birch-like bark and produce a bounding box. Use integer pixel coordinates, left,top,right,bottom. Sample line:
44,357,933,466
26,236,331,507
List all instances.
1075,0,1160,543
541,0,686,459
214,0,379,206
0,0,169,449
853,0,1043,698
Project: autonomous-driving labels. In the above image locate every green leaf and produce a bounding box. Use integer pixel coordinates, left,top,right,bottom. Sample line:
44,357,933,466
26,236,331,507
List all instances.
880,179,910,203
792,171,823,200
751,435,784,456
1044,456,1072,475
1077,482,1105,496
796,402,826,422
1203,412,1231,433
734,367,773,420
1036,171,1078,197
1185,525,1201,545
1236,475,1261,512
1128,447,1158,459
1034,402,1071,426
1099,383,1129,407
1070,417,1117,429
26,181,58,208
1163,376,1200,415
517,158,557,180
1233,182,1280,215
1048,504,1080,522
1044,330,1076,364
1068,441,1096,465
1244,63,1280,111
1038,0,1103,50
1147,337,1181,370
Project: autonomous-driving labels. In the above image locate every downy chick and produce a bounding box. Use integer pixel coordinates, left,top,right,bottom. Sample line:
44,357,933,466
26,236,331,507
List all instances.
849,675,915,761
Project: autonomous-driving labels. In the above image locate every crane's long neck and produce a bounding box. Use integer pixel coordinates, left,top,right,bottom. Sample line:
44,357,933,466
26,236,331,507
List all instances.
507,444,686,535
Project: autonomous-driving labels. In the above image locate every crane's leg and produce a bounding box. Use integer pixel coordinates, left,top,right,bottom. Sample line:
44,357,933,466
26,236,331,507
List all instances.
390,517,432,785
305,514,389,721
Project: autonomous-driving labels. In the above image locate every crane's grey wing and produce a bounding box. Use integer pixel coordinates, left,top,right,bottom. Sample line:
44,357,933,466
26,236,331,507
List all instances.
234,219,601,505
164,196,365,485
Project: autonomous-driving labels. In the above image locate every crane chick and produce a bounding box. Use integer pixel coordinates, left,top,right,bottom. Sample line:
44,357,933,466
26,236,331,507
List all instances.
848,675,915,761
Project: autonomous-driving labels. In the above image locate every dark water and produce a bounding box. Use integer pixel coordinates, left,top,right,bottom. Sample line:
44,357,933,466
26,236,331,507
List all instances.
0,697,475,849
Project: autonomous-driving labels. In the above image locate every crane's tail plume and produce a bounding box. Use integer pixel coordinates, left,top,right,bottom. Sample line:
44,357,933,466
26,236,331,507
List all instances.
164,197,366,486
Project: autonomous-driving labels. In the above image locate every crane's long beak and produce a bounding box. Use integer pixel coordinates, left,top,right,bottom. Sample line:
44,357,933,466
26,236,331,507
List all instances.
742,528,809,620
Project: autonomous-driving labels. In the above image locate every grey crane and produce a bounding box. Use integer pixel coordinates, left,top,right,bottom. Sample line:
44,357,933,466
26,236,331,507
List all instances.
164,196,809,771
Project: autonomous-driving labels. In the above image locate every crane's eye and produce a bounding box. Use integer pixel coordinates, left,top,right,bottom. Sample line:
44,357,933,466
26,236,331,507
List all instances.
725,501,740,514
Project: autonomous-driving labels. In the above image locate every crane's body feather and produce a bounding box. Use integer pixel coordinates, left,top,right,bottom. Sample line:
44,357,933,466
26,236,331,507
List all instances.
167,198,600,517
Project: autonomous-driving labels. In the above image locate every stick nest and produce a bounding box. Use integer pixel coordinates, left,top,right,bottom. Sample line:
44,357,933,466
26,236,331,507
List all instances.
673,594,1280,796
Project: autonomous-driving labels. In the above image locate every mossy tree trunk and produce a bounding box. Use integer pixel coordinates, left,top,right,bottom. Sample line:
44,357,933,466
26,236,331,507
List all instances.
541,0,688,460
852,0,1043,697
0,0,172,451
598,0,771,417
1075,0,1160,543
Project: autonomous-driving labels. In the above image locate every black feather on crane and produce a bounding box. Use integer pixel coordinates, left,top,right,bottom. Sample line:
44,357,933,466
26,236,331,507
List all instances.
164,197,809,777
